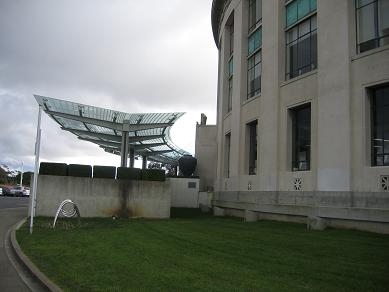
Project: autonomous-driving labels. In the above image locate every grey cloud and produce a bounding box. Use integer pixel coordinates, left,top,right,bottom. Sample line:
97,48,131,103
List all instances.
0,1,217,170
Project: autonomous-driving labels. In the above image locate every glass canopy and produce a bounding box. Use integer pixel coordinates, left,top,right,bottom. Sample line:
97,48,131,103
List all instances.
34,95,189,165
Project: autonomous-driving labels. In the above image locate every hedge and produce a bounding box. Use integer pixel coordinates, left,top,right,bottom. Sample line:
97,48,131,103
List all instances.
93,165,116,179
39,162,68,176
142,169,165,181
39,163,166,182
68,164,92,178
116,167,142,180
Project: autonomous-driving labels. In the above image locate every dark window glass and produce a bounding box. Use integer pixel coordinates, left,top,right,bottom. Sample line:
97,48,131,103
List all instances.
226,22,234,113
371,85,389,166
247,24,261,99
225,133,231,177
292,104,311,171
248,28,262,55
249,0,262,33
230,25,234,55
286,16,317,79
247,51,261,98
286,0,317,27
228,73,233,112
248,120,258,175
228,57,233,77
356,0,389,53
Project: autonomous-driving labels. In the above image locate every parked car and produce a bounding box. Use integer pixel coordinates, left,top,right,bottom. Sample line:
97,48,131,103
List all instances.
0,187,2,196
10,186,29,197
2,186,12,196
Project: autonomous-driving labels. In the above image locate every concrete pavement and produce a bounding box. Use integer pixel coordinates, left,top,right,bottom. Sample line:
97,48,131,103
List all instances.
0,196,30,291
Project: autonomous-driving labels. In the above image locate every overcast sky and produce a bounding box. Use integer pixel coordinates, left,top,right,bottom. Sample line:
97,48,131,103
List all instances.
0,0,218,171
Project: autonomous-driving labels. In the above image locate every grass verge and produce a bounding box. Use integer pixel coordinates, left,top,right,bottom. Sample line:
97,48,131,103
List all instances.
16,211,389,292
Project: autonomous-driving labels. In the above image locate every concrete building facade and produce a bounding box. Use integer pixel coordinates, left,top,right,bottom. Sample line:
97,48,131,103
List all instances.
195,118,217,192
208,0,389,232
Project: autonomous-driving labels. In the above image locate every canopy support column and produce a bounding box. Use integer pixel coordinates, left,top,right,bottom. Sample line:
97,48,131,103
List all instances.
142,155,147,169
120,131,129,167
129,148,135,168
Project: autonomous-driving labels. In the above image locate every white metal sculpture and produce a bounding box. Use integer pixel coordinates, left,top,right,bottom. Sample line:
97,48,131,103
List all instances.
53,199,80,228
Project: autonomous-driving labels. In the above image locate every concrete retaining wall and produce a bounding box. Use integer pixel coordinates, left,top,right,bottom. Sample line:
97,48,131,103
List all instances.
213,191,389,233
169,177,200,208
32,175,170,218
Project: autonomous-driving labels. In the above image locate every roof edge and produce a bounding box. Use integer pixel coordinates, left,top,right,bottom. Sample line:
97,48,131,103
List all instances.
211,0,227,48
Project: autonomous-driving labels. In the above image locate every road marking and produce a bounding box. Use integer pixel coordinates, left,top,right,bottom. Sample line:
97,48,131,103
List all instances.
0,207,28,211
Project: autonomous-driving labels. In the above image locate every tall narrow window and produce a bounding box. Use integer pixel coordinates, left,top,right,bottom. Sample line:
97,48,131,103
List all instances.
291,104,311,171
227,22,234,112
249,0,262,33
247,120,258,175
228,56,233,112
371,85,389,166
247,0,262,99
225,133,231,177
356,0,389,53
285,0,317,80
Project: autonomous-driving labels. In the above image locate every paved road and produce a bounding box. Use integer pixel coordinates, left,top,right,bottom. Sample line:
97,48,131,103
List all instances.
0,196,30,291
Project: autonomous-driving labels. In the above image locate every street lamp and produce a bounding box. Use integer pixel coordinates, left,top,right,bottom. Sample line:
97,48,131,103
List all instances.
20,161,23,186
30,106,42,234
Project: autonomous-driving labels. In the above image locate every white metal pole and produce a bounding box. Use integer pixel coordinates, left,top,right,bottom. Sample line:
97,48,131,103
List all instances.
30,106,42,234
20,161,23,186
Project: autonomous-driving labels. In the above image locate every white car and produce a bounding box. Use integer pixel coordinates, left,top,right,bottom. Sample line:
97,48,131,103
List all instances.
10,186,29,197
0,187,2,196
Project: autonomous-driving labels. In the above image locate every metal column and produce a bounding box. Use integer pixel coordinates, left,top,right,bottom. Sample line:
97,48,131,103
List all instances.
30,106,42,234
142,155,147,169
129,148,135,168
120,131,129,167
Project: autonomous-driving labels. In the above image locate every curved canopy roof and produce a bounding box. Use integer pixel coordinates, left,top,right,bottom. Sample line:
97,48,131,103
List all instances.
34,95,189,165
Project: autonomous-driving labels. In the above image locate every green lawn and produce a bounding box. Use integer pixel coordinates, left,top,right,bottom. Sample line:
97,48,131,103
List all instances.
17,210,389,292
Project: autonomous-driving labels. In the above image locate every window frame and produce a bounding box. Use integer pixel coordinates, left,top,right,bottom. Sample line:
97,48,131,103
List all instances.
227,22,234,113
247,29,262,99
355,0,389,53
247,120,258,175
248,0,262,34
227,55,233,112
224,132,231,177
371,84,389,167
284,0,317,80
285,0,317,29
290,103,311,172
247,0,262,100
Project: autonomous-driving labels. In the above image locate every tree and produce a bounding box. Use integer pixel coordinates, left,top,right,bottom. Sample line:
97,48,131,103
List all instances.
15,171,33,186
0,167,8,184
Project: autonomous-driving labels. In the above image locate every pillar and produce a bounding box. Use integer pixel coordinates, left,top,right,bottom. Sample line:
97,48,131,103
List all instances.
120,131,129,167
129,148,135,168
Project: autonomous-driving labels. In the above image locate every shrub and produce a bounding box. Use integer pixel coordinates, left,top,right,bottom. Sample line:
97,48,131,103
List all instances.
142,169,165,181
117,167,142,180
39,162,68,176
68,164,92,178
93,166,116,179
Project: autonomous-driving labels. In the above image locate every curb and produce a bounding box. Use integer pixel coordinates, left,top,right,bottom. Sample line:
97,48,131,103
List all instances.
9,218,63,292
